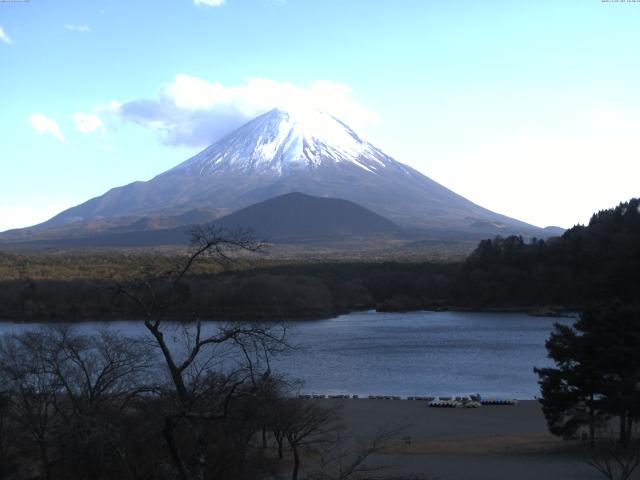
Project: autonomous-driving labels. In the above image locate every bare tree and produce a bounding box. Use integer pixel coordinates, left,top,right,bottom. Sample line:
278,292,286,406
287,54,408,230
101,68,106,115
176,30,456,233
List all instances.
45,327,153,415
46,327,155,480
0,330,64,480
276,398,342,480
0,390,15,479
586,440,640,480
259,374,301,459
0,227,290,480
270,400,288,460
113,225,289,480
308,424,407,480
0,326,155,480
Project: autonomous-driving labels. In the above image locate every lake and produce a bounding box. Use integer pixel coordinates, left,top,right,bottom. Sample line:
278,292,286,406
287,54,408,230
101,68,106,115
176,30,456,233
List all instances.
0,310,574,399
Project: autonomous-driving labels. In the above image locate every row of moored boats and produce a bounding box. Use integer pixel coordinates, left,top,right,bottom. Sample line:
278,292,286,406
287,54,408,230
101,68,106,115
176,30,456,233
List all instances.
297,393,519,407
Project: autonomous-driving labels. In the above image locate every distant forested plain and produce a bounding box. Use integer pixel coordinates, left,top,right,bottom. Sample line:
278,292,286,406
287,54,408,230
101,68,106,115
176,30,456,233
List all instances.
0,198,638,322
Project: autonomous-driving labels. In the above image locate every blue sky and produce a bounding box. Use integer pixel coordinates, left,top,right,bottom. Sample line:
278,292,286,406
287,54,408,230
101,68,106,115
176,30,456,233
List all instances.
1,0,639,231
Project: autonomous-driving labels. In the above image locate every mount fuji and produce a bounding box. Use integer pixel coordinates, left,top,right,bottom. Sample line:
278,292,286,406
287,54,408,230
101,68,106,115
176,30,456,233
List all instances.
5,107,557,243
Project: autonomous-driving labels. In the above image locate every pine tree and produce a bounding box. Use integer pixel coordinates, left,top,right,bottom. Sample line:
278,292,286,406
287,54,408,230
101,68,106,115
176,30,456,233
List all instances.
535,303,640,445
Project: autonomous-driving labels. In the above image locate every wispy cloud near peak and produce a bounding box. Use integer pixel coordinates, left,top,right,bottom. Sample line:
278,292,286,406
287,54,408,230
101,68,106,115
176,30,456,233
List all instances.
193,0,225,7
72,112,103,133
114,75,378,148
29,114,67,143
0,26,12,45
65,24,91,33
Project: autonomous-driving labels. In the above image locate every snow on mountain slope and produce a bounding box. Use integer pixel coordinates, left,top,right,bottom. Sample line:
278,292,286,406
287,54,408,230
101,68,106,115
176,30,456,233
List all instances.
169,107,403,176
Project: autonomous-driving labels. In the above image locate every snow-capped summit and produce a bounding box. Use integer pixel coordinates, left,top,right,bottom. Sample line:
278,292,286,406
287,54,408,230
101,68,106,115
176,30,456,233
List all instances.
22,107,552,241
169,107,397,176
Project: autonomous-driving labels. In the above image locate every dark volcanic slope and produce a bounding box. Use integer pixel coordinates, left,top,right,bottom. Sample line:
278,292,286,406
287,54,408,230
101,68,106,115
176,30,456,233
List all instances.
10,193,403,247
214,192,402,241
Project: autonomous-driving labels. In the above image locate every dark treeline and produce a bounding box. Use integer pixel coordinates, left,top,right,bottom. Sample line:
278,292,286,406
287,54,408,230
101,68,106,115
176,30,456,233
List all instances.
0,262,457,321
1,198,638,322
458,198,640,308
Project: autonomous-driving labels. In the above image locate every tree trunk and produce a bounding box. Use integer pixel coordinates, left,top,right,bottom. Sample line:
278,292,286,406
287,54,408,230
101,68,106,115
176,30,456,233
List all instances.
39,442,52,480
619,412,627,446
194,421,207,480
588,394,595,448
262,426,267,449
291,445,300,480
163,417,190,480
276,435,284,459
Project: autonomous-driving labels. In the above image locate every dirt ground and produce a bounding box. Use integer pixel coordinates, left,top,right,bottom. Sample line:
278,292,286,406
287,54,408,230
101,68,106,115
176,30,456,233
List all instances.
318,399,603,480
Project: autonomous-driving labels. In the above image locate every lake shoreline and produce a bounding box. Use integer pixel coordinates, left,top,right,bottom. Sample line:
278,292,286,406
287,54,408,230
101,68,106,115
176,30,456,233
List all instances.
0,305,579,324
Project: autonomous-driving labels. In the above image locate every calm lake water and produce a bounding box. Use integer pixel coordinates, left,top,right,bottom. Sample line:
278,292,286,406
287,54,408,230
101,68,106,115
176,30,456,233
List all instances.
0,311,574,399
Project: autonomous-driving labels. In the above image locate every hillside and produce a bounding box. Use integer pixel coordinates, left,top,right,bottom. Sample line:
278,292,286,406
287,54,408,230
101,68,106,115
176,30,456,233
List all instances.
213,192,403,241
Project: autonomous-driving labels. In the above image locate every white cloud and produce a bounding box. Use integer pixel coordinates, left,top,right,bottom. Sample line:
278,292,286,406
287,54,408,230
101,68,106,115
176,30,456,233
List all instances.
65,24,91,33
116,75,378,147
194,0,225,7
0,26,12,45
164,75,225,109
72,112,103,133
29,113,67,143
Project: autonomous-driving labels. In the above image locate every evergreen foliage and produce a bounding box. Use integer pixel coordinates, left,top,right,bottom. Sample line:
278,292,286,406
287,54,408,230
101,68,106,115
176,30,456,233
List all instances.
535,303,640,445
459,198,640,308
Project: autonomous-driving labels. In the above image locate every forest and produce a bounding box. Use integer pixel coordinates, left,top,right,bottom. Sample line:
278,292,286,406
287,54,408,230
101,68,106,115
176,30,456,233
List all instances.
0,198,638,322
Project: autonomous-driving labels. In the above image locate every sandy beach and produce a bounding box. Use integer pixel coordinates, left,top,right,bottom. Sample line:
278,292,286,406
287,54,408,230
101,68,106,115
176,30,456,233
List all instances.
318,399,601,480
